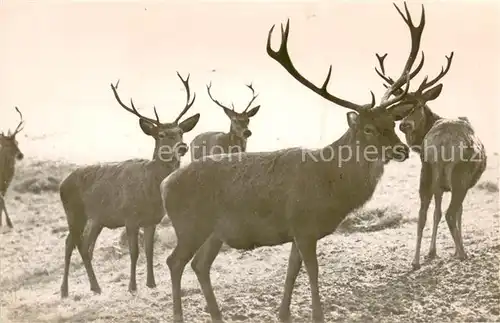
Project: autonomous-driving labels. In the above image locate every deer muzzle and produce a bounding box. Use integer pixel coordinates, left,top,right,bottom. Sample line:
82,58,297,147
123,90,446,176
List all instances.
17,152,24,160
242,129,252,138
399,120,414,133
176,143,188,156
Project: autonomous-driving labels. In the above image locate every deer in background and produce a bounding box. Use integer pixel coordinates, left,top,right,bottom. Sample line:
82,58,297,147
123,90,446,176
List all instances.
160,2,425,322
59,73,200,298
0,107,25,229
374,48,487,270
189,82,260,161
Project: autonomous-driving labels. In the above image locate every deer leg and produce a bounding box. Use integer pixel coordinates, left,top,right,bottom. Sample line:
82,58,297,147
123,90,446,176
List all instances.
412,163,433,270
191,234,223,322
144,225,156,288
454,205,464,258
0,195,13,228
81,219,103,294
427,188,443,259
126,225,140,293
445,189,467,260
278,241,302,323
294,235,323,323
167,236,206,323
61,233,75,298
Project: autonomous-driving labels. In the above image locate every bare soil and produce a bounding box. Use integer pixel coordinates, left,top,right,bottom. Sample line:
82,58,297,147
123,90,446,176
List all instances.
1,154,499,323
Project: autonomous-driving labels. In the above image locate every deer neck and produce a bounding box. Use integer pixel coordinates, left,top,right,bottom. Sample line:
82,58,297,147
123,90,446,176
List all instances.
150,141,181,171
410,105,442,153
227,127,247,150
318,128,386,175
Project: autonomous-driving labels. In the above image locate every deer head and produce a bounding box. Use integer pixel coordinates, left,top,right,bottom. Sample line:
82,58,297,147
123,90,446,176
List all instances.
267,2,426,162
374,50,454,147
206,82,261,139
110,72,200,161
0,107,25,161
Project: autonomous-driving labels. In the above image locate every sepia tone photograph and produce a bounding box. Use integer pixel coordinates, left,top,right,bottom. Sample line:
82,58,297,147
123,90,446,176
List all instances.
0,0,498,322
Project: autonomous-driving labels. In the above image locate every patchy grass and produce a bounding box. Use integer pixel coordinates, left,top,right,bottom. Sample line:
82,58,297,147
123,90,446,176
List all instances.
0,154,499,323
12,158,77,194
338,206,414,233
476,180,499,193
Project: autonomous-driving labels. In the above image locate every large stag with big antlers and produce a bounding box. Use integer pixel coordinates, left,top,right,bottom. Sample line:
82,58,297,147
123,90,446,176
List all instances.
374,41,486,270
59,72,200,298
0,107,25,228
189,82,261,161
160,2,424,322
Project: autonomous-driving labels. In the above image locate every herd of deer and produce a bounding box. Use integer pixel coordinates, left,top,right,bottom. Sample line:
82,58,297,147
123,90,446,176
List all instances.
0,2,487,323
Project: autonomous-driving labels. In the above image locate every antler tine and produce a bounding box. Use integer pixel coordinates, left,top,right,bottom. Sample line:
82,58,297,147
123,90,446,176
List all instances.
153,106,160,123
243,83,259,112
110,81,160,124
415,51,454,93
12,106,25,135
375,53,395,85
375,51,425,95
206,82,231,111
267,19,374,112
378,2,425,109
174,72,197,124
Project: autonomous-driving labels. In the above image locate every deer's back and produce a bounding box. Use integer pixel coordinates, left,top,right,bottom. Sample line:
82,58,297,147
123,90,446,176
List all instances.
423,118,486,190
60,159,171,228
162,147,385,248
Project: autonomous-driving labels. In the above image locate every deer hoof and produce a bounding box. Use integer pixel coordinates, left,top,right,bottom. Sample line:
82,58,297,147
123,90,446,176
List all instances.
91,286,102,294
147,281,157,288
278,310,291,323
411,262,421,271
61,289,68,299
426,250,437,259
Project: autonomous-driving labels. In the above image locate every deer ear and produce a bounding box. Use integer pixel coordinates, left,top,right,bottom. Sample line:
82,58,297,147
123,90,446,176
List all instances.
346,112,359,129
139,119,157,136
179,113,200,133
246,106,261,117
223,107,236,118
422,84,443,102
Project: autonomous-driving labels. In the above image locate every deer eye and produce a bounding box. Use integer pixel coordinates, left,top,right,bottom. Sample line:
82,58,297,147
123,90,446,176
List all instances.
363,126,376,135
158,133,166,138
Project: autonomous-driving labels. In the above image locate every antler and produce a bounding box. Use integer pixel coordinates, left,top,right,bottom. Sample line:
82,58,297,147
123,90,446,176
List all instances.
110,80,161,124
414,52,454,94
242,83,259,112
206,82,231,110
267,19,375,113
375,2,426,110
174,72,196,124
375,51,425,93
9,107,25,136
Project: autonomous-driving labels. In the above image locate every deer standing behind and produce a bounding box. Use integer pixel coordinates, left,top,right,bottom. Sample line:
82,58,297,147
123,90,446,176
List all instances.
160,3,427,322
59,73,200,298
374,50,487,270
189,82,261,161
0,107,25,229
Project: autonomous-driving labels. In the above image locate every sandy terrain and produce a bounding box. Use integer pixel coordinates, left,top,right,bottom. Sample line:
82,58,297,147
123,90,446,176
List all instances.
0,153,498,323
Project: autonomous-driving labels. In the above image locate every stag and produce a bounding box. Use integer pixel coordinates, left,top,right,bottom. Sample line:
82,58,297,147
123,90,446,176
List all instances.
0,107,25,228
374,47,487,270
160,2,425,322
59,73,199,298
189,82,261,161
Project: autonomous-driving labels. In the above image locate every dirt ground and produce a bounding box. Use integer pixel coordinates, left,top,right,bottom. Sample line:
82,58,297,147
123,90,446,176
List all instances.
0,154,498,323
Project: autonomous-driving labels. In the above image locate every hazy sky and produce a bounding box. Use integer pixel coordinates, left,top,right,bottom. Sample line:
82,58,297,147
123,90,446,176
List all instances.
1,0,498,162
